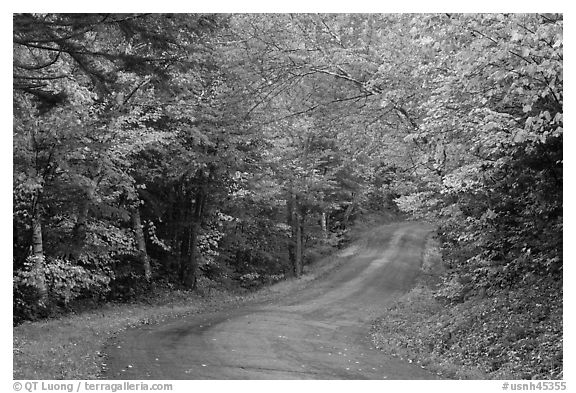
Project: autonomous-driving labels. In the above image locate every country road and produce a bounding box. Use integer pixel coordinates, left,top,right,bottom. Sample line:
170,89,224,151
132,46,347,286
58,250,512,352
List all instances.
102,222,440,380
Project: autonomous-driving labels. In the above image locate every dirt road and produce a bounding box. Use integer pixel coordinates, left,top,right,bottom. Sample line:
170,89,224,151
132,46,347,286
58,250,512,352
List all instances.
102,222,439,379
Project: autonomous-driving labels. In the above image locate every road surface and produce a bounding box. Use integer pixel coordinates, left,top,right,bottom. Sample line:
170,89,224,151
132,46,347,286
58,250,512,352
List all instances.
102,222,439,379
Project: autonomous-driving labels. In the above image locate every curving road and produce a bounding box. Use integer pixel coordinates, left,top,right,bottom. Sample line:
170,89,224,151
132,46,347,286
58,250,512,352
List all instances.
102,222,439,379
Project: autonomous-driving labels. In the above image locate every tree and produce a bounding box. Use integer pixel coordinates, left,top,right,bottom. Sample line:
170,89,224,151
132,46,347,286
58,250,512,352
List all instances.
391,14,562,297
15,15,561,340
13,13,229,311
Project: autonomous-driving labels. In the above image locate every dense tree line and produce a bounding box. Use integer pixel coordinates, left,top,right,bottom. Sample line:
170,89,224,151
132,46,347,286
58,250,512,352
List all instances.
13,12,561,339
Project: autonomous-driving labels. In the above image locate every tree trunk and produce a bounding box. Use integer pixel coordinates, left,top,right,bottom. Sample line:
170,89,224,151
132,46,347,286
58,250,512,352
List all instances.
321,211,328,239
185,222,200,289
31,208,48,305
343,195,356,228
183,187,206,290
179,226,190,284
294,211,303,277
131,207,151,281
286,191,296,274
72,200,89,245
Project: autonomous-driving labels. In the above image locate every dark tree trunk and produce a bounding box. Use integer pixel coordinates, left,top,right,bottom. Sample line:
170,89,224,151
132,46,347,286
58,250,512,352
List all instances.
182,187,206,290
176,185,191,285
286,191,296,274
131,206,151,281
184,222,200,289
294,211,303,277
343,194,356,228
287,191,304,278
179,228,189,284
72,199,89,246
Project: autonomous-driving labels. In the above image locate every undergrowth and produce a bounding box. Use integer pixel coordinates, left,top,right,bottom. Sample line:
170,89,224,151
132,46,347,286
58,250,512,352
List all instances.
371,236,563,380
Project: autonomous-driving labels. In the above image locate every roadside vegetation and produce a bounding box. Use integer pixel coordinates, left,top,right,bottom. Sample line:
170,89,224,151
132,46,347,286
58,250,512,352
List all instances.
371,236,562,380
14,14,561,380
366,13,562,381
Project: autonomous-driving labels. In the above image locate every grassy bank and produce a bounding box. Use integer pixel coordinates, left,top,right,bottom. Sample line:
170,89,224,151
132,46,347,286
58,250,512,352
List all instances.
14,286,245,379
370,236,563,380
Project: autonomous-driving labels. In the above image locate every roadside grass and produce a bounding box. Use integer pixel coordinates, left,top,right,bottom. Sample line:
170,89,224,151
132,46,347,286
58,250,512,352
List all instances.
14,286,249,380
13,232,368,380
370,236,563,380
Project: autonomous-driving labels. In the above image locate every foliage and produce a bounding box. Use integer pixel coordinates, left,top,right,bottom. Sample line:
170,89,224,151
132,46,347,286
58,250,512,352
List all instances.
13,16,562,385
372,237,562,380
373,281,563,379
380,14,562,378
13,13,233,316
403,14,563,296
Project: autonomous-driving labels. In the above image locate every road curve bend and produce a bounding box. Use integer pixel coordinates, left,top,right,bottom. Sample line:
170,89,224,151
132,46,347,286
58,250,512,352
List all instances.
102,222,439,380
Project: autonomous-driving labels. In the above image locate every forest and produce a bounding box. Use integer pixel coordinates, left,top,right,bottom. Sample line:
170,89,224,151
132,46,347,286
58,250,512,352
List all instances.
13,13,562,379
